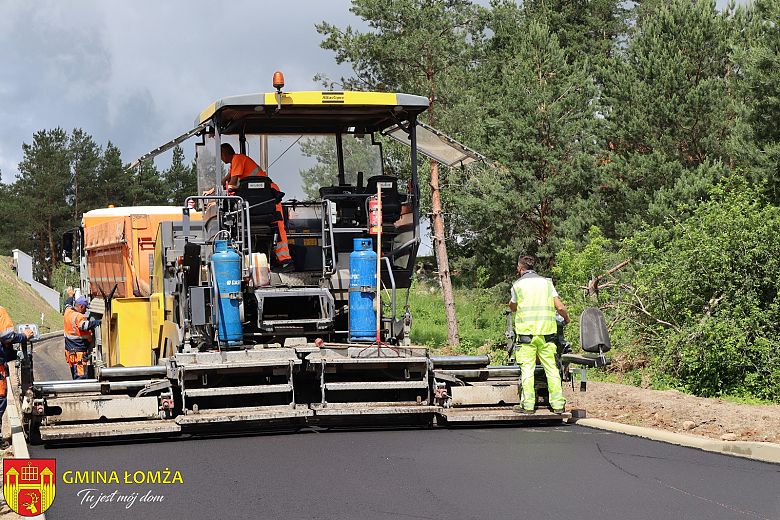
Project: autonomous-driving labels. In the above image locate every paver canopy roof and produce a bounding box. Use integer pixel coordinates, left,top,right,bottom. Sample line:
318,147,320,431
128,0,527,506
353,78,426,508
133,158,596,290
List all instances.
197,91,430,134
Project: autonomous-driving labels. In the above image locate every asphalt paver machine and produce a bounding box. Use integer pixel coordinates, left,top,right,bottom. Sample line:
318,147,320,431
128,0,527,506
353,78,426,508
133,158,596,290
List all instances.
16,76,607,443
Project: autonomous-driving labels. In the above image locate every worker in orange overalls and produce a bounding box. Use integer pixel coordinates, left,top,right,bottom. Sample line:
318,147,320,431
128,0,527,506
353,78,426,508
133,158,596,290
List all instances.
0,305,34,447
63,297,100,380
217,143,293,269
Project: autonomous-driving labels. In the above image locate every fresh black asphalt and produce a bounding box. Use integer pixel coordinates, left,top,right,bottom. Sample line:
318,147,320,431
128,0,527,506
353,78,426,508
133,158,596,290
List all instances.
31,336,72,381
31,424,780,520
27,338,780,520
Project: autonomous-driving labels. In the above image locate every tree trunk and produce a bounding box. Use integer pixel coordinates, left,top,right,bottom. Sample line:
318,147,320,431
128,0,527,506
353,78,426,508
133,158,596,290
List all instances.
430,160,460,347
424,56,459,348
47,216,56,280
74,167,78,222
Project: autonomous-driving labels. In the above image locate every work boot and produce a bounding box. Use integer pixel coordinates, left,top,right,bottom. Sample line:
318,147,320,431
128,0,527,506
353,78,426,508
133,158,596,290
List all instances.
279,260,295,273
513,405,535,415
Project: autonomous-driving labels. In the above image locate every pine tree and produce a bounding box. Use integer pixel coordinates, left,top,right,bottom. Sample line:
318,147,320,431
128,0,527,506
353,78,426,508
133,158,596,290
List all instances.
16,128,73,279
68,128,102,218
599,0,735,235
521,0,629,73
0,182,29,257
730,0,780,202
96,141,133,208
131,160,168,205
163,145,196,205
446,14,600,281
317,0,487,346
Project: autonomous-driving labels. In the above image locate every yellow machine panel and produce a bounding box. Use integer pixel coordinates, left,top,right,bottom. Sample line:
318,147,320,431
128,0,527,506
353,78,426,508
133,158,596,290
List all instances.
105,298,152,367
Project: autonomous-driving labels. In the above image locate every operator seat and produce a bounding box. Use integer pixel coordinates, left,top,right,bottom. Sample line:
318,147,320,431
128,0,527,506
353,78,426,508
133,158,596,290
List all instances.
320,184,367,226
365,175,401,223
234,177,283,227
234,177,284,257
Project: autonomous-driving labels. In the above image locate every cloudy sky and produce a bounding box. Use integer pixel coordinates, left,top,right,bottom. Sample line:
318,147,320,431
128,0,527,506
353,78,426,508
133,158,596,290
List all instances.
0,0,742,189
0,0,361,185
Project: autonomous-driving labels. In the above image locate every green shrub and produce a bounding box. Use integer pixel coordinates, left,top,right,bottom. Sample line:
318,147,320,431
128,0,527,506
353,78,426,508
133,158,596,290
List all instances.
544,178,780,402
623,177,780,400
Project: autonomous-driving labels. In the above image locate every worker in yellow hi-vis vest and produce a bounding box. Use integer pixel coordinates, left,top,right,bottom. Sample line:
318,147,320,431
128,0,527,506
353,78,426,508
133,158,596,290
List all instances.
508,254,570,414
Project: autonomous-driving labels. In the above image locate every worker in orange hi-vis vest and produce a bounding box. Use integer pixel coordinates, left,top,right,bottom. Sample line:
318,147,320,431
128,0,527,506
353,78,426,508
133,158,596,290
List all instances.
213,143,293,269
63,297,100,380
0,305,33,448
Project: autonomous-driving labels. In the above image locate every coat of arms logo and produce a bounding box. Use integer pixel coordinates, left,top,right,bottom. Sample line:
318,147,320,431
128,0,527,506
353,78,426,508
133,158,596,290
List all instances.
3,459,56,516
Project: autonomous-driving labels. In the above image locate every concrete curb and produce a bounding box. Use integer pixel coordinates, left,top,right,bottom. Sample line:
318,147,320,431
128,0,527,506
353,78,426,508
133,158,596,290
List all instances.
3,369,46,519
36,331,63,341
6,373,30,460
572,417,780,465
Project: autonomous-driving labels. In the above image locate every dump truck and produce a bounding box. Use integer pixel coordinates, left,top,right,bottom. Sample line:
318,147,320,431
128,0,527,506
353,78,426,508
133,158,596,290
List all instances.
16,76,610,443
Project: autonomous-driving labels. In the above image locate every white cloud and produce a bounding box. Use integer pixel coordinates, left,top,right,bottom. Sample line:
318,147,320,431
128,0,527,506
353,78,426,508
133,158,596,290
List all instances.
0,0,360,183
4,0,743,186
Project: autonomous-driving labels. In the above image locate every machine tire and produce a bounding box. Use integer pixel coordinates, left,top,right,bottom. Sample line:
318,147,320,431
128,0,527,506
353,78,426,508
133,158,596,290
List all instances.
23,415,41,445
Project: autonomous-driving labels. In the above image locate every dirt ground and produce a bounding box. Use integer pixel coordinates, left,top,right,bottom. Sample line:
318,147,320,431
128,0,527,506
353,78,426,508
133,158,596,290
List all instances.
564,381,780,443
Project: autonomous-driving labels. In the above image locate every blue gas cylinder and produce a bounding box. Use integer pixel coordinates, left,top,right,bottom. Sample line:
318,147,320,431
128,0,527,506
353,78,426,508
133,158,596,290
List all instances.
211,240,243,345
349,238,377,342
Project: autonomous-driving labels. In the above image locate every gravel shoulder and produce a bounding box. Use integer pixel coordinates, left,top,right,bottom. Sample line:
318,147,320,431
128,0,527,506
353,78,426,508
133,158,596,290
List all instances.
564,381,780,443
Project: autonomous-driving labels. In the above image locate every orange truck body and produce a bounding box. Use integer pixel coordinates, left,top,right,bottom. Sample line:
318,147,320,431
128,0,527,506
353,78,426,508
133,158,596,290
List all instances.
82,206,200,298
81,206,201,366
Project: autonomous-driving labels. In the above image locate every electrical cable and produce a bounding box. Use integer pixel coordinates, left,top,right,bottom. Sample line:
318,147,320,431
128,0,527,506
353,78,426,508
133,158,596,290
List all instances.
267,136,303,169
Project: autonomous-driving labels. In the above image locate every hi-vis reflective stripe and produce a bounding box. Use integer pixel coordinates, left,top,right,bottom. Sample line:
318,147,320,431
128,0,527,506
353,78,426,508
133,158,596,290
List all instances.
516,304,556,320
65,311,81,339
65,309,91,339
517,311,556,322
247,166,261,177
513,275,557,335
517,305,555,313
1,327,13,336
64,310,77,337
274,242,292,262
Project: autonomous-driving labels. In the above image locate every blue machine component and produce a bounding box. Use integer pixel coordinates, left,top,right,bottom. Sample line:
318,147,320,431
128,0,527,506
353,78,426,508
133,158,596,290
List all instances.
349,238,377,342
211,240,243,345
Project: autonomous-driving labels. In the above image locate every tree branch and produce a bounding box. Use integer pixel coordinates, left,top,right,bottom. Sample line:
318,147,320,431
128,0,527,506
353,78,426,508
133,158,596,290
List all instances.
584,258,631,298
621,283,678,330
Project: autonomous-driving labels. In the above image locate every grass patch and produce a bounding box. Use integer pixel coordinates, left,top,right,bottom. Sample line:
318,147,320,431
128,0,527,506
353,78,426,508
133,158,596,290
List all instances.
586,366,778,405
719,394,777,406
587,368,671,390
407,282,508,362
0,255,62,332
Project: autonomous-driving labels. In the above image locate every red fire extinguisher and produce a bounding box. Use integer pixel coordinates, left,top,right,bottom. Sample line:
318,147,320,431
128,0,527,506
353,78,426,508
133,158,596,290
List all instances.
368,194,383,235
